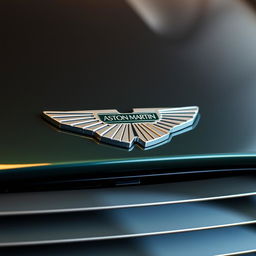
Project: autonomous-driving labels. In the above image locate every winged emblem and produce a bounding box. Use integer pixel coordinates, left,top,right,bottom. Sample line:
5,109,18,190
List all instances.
43,106,199,149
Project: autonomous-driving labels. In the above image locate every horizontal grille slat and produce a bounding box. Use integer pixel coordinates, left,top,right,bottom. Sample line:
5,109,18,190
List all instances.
218,250,256,255
0,196,256,246
1,175,256,254
1,225,256,256
1,176,256,215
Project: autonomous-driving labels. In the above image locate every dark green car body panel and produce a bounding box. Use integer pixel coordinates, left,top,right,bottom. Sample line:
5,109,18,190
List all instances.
1,0,256,177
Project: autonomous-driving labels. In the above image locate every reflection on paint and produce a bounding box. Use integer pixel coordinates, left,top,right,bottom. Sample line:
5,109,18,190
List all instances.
0,163,50,170
127,0,207,38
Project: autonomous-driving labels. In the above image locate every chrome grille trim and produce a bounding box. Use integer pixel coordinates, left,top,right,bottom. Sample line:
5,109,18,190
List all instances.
1,196,256,246
0,226,256,256
1,176,256,215
1,176,256,254
217,250,256,256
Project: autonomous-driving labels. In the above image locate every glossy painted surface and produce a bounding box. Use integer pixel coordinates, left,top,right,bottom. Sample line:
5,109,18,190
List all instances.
1,0,256,171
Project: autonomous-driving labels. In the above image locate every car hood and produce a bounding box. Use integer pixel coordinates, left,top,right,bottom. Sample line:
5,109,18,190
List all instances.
2,0,256,171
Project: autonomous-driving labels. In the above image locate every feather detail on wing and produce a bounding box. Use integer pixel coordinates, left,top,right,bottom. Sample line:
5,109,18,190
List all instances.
42,110,137,148
43,110,102,134
131,106,199,147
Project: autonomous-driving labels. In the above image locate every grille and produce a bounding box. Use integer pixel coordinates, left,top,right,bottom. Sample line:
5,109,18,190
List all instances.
1,175,256,255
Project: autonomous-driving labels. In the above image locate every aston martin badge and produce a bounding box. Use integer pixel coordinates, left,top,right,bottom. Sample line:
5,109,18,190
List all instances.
43,106,199,149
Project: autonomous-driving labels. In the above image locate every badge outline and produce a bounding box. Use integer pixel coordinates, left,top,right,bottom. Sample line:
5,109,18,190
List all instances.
43,106,199,149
